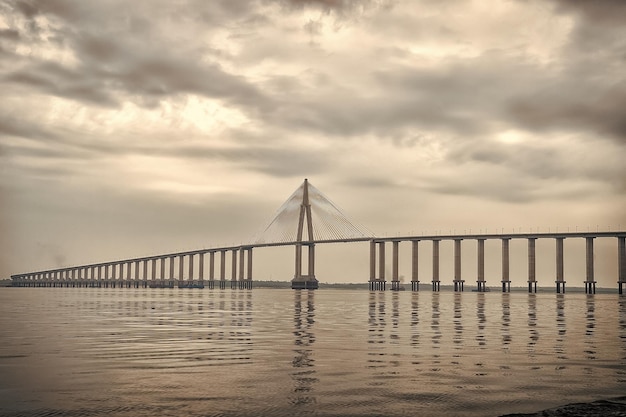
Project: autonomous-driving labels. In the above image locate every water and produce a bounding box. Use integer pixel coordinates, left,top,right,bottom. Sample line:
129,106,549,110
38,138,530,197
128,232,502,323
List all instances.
0,288,624,417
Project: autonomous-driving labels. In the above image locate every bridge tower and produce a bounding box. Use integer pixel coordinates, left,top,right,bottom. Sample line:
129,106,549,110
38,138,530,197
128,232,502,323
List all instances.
292,179,318,289
254,178,373,288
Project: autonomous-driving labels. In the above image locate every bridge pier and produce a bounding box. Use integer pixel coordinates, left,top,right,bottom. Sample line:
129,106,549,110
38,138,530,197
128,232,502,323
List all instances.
454,240,461,290
411,240,419,291
527,238,537,293
177,255,184,288
189,253,195,286
292,243,318,289
501,238,511,292
619,237,625,294
199,252,204,287
140,259,146,286
368,240,386,290
209,251,215,289
235,248,253,289
220,250,226,289
585,237,596,294
231,249,238,289
476,238,486,292
391,241,401,291
555,237,566,293
158,257,164,282
247,248,253,289
238,248,244,288
432,240,440,291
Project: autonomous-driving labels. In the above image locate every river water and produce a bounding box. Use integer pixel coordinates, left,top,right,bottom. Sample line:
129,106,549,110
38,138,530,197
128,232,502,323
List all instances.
0,288,624,417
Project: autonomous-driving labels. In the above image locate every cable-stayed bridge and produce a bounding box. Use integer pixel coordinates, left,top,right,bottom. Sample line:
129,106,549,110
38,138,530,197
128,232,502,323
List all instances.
10,179,626,294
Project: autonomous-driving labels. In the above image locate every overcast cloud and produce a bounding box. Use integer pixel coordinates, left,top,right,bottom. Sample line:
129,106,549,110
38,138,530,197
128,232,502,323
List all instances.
1,0,625,285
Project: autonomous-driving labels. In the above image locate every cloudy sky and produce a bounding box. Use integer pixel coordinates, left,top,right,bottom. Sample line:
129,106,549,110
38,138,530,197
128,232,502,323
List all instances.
1,0,625,285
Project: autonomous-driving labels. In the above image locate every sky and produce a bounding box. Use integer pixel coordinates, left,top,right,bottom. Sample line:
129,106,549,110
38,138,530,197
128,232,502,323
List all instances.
1,0,625,286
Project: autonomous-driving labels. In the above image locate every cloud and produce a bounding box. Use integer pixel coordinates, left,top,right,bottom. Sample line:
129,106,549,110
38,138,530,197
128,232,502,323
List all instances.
2,0,269,111
508,85,626,143
280,0,391,13
552,0,626,25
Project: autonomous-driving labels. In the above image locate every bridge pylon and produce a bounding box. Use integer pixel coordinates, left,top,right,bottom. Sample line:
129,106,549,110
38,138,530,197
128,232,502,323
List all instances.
292,179,318,289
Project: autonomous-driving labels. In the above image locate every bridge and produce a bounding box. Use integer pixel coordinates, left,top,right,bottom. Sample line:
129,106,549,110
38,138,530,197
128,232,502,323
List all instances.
9,179,626,294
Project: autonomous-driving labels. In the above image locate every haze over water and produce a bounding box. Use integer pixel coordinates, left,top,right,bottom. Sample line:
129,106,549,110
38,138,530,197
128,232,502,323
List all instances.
1,287,625,417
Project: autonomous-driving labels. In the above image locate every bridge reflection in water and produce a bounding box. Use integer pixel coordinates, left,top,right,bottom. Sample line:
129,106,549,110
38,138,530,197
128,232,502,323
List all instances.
291,290,317,407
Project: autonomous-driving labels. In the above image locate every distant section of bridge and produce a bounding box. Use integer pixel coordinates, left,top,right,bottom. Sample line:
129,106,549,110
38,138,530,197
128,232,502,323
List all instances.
10,179,626,294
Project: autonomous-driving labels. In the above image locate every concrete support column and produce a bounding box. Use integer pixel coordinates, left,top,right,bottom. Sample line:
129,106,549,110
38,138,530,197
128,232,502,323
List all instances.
143,260,148,281
585,237,596,294
369,240,376,282
150,259,155,281
295,244,302,279
528,238,537,293
132,261,138,286
231,249,238,289
378,241,386,282
126,262,132,283
220,250,226,289
454,239,464,292
432,240,440,291
247,249,253,288
160,258,165,281
178,255,184,284
210,252,215,289
308,244,315,277
199,253,204,282
501,238,510,293
369,240,385,290
411,240,419,291
391,241,400,290
618,237,626,295
111,264,116,281
556,237,565,293
477,239,486,292
169,256,175,280
189,253,194,282
239,249,245,282
392,241,399,281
